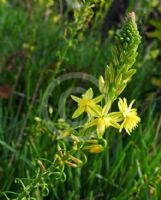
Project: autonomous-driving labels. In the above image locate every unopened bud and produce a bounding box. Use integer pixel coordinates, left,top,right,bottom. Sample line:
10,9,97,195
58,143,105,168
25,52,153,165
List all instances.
128,12,136,24
37,160,46,172
65,161,77,168
58,130,70,139
98,75,105,93
68,154,82,165
49,106,53,116
34,117,42,122
87,144,104,154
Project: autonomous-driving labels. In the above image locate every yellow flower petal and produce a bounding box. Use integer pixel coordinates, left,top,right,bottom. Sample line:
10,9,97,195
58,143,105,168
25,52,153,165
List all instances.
129,99,135,109
108,112,123,121
97,118,106,138
71,95,81,103
109,120,120,129
82,88,93,99
93,95,103,103
118,98,128,112
85,119,98,129
92,104,103,116
72,107,85,118
102,101,112,115
86,106,98,117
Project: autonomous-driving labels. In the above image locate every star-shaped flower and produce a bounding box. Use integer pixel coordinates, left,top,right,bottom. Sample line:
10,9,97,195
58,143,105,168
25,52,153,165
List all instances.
71,88,103,119
85,102,122,138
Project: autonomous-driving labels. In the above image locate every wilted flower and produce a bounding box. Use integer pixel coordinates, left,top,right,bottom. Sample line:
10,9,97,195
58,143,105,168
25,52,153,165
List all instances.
118,98,141,134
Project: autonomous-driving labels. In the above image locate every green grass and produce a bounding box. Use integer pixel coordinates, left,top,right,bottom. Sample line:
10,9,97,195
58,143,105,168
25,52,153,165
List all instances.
0,1,161,200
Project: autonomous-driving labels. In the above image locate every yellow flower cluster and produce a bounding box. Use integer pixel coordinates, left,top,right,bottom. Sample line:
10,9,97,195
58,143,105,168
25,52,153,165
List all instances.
71,88,140,138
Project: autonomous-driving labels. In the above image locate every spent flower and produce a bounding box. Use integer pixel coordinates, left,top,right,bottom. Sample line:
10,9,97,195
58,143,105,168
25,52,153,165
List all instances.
118,98,141,134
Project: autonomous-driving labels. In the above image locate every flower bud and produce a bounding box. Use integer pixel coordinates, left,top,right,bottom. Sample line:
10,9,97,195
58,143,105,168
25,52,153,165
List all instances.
98,75,105,93
87,144,104,153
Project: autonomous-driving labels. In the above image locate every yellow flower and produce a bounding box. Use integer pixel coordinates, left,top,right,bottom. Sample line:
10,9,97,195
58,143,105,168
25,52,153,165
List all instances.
71,88,103,118
118,98,141,134
85,103,122,138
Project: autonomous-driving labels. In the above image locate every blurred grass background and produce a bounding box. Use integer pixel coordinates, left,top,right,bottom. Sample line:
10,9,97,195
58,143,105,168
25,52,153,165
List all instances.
0,0,161,199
